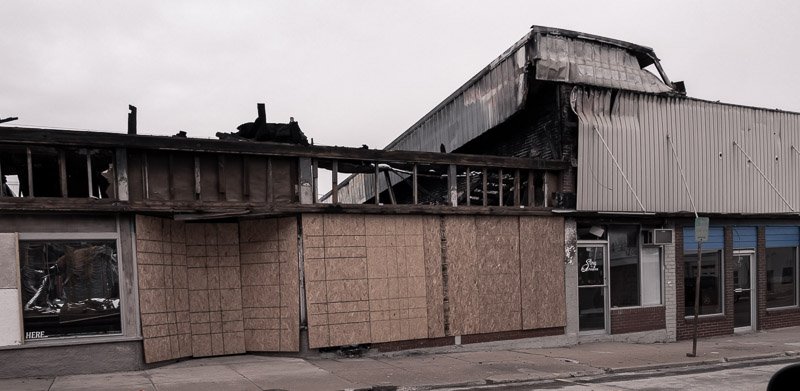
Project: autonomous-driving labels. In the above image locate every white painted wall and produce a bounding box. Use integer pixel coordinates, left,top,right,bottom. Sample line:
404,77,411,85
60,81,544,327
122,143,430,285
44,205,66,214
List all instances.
0,289,22,346
0,233,22,346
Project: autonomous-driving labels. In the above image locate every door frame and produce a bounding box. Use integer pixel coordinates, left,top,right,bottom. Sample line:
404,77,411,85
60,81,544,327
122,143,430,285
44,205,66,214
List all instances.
577,241,610,334
733,250,757,333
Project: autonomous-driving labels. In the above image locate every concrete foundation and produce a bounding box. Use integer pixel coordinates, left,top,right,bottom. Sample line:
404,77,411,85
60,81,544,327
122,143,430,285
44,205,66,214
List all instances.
0,340,145,378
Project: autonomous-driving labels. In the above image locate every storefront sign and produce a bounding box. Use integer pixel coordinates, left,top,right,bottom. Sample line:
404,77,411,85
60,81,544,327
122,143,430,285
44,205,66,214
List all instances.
581,258,598,272
25,331,45,339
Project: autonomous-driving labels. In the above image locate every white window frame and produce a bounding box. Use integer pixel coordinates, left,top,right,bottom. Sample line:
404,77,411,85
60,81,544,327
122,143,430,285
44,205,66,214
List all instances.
17,232,125,343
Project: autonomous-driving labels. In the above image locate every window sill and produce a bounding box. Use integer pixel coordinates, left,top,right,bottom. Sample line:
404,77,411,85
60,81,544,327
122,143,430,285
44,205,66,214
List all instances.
0,334,142,351
611,304,665,311
683,313,725,321
766,305,800,313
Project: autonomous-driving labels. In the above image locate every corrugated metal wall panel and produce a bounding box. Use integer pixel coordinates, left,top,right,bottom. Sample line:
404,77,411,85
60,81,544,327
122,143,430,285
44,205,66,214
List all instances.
388,47,528,154
574,88,800,214
684,226,725,252
765,226,800,248
732,226,757,249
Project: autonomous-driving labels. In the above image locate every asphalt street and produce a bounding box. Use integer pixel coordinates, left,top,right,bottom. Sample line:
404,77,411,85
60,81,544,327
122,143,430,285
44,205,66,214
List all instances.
450,362,787,391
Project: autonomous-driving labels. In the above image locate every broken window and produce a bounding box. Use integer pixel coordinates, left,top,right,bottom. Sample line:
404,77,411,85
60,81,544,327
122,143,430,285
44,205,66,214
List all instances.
0,144,115,198
19,239,121,340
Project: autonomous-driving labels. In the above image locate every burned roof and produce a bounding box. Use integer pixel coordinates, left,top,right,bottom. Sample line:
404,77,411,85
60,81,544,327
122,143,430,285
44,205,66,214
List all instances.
384,25,677,154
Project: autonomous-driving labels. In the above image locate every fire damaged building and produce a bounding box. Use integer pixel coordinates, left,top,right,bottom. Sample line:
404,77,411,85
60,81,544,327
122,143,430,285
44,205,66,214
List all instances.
0,25,799,377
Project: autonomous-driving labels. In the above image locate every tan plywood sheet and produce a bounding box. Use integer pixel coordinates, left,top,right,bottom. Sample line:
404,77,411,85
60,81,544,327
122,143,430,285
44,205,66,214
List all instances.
422,216,445,338
136,216,192,363
443,216,479,335
520,216,566,329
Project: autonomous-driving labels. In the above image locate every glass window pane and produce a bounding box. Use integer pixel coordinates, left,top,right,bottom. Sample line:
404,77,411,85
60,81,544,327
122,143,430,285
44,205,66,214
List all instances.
684,250,723,315
641,247,662,305
609,225,639,307
766,247,797,308
19,240,120,340
579,286,605,331
578,246,604,286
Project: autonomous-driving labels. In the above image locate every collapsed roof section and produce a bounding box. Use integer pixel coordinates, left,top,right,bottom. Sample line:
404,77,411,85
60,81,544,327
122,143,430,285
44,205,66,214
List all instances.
385,25,677,154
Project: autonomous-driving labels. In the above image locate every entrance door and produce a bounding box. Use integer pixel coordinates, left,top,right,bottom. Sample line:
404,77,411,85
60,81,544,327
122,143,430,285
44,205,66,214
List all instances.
578,244,607,332
733,253,755,330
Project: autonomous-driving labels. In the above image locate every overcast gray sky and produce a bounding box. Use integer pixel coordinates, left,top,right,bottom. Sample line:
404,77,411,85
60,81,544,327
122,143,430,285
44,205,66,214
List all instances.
2,1,799,149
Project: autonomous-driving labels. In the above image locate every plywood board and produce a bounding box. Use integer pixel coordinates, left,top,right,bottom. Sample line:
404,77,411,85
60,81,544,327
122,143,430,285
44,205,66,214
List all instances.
443,216,479,335
519,216,566,329
422,216,445,338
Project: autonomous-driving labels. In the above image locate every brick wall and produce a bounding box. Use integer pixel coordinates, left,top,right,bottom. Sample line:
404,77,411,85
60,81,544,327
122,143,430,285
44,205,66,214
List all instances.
756,226,800,330
610,306,665,334
675,226,734,340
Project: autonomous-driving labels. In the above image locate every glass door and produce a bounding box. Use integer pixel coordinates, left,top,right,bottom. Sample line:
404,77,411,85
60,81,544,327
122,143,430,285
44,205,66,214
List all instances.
733,253,755,330
578,244,608,332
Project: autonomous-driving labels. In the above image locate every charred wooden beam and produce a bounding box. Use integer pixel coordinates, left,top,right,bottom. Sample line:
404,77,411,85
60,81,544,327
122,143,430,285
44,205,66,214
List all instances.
331,160,338,204
482,168,488,207
115,149,129,201
514,169,521,206
383,170,396,205
412,164,418,205
0,127,571,171
26,147,33,197
193,155,201,200
58,150,67,197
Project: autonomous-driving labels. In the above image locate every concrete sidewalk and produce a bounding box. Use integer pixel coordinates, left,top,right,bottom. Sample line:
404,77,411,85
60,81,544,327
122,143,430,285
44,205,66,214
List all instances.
3,327,799,391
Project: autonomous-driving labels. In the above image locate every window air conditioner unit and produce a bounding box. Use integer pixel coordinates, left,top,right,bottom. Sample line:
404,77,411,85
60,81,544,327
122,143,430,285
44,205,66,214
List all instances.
643,229,674,245
642,229,674,245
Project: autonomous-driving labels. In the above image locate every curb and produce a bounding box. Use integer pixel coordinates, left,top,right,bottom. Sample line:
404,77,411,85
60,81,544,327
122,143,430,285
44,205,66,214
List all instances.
395,353,800,390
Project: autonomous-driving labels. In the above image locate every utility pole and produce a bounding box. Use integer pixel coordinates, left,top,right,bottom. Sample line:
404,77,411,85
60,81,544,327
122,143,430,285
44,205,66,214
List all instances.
688,216,709,357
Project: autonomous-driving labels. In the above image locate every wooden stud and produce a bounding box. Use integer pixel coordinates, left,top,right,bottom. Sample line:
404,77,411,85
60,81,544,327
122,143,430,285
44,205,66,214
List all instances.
242,156,250,199
482,167,488,207
383,170,396,205
527,170,534,207
193,155,201,200
412,164,418,205
58,150,68,197
217,155,226,197
266,157,274,204
26,147,33,197
0,159,3,197
86,152,93,198
115,148,129,201
374,162,380,205
312,159,318,203
331,160,338,204
543,172,550,208
498,168,504,206
142,151,149,200
465,166,471,206
514,169,521,206
448,164,458,206
168,153,175,200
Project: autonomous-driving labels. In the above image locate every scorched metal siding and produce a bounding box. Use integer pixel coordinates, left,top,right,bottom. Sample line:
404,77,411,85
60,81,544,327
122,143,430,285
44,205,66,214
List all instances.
573,88,800,214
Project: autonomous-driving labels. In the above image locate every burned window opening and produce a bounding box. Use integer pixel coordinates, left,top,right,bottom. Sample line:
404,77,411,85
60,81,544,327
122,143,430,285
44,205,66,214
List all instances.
19,239,121,340
0,144,115,199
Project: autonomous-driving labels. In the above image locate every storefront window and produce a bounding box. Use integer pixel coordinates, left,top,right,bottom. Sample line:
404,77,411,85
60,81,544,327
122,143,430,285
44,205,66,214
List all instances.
766,247,798,308
19,240,121,340
609,225,640,307
684,250,723,315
